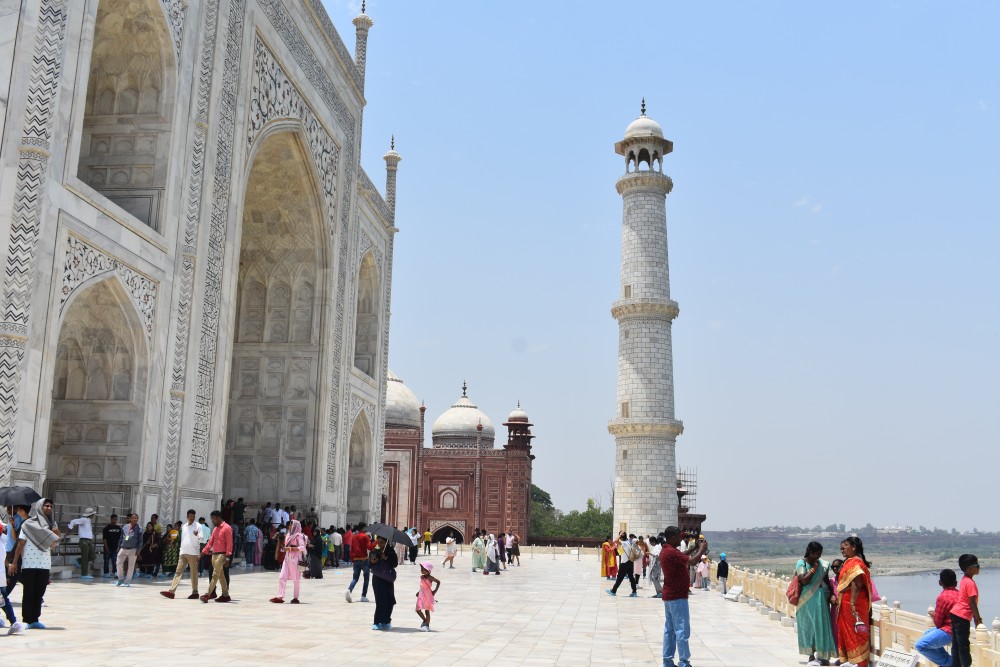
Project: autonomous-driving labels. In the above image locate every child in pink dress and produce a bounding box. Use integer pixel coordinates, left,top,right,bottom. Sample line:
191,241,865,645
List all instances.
415,561,441,632
270,520,306,603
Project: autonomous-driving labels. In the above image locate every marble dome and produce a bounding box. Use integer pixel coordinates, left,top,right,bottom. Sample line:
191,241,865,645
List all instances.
385,369,421,428
431,383,495,445
624,114,664,140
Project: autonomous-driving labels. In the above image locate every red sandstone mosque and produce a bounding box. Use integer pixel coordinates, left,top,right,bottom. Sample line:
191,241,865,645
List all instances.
381,372,534,543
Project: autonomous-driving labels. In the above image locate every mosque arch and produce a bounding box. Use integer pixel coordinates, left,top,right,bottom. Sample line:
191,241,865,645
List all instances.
46,275,148,502
76,0,178,231
431,525,465,544
353,251,379,378
224,129,328,507
347,410,374,520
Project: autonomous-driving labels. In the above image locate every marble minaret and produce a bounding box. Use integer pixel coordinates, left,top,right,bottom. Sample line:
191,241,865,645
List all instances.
609,101,684,538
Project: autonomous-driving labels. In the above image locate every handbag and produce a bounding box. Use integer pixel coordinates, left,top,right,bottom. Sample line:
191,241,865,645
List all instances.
786,574,802,605
371,558,397,583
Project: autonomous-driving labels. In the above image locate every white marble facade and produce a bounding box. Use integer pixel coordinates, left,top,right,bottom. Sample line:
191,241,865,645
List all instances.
0,0,399,526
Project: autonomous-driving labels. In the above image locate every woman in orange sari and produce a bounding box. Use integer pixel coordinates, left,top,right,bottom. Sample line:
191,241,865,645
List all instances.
836,536,873,667
600,536,618,580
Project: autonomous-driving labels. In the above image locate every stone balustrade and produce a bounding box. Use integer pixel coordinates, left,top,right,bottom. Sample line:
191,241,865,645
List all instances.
712,563,1000,666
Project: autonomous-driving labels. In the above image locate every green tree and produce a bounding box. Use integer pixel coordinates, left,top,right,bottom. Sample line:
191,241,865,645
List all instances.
530,485,612,539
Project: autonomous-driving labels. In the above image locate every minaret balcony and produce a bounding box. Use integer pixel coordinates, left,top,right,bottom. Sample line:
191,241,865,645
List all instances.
616,171,673,195
608,418,684,437
611,298,679,320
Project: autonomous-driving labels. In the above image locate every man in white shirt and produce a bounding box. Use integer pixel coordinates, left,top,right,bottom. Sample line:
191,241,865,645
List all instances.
160,509,203,599
274,504,289,527
67,508,97,579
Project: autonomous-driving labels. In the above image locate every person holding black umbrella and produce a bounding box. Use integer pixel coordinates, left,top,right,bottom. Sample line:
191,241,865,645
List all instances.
369,535,398,630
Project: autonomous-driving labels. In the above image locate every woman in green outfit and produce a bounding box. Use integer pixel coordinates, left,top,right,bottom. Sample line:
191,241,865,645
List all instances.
160,527,180,576
471,530,486,573
795,541,837,666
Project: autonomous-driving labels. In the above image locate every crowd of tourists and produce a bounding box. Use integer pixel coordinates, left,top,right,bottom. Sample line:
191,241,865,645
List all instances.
0,498,536,633
792,536,985,667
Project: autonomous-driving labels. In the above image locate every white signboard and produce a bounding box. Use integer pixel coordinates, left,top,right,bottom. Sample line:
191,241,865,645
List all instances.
875,649,918,667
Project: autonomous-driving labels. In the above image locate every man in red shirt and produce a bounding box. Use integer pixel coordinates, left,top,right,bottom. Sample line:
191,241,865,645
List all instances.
200,511,232,603
915,568,960,666
660,526,707,667
345,522,371,603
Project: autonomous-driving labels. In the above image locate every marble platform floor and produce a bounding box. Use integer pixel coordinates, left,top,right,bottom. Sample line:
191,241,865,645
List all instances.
1,553,812,666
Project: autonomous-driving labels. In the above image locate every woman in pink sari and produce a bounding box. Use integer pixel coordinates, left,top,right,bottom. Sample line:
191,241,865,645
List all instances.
270,519,306,603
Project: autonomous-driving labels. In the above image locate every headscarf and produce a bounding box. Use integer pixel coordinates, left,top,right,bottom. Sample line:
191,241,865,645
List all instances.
20,498,60,551
486,534,497,562
284,519,306,550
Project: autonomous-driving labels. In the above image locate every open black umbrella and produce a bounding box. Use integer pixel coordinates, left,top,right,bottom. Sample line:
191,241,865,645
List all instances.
365,522,411,546
0,486,41,507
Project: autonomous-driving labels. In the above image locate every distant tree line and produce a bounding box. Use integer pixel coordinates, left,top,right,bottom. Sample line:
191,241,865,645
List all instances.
530,484,613,539
732,524,998,537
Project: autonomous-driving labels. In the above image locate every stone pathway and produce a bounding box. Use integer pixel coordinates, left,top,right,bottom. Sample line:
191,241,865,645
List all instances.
4,554,811,666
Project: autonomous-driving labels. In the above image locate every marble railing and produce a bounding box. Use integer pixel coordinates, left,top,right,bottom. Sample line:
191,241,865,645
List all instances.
713,563,1000,667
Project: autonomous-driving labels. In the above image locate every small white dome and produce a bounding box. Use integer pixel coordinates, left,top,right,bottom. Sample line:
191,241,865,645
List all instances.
624,114,664,140
506,404,529,423
431,384,495,445
385,369,421,428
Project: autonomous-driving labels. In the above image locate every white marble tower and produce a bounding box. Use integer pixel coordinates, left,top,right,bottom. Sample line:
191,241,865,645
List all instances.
609,101,684,538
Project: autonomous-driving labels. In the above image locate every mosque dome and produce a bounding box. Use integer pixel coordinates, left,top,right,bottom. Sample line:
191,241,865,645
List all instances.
385,369,421,428
431,382,495,447
506,403,529,423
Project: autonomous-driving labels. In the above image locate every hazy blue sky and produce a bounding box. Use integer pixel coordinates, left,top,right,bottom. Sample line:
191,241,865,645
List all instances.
321,1,1000,531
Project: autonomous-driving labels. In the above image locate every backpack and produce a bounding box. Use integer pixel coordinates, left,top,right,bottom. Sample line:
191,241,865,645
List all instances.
627,541,642,562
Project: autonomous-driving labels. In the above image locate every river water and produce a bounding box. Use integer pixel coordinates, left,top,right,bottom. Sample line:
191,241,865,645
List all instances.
877,569,999,624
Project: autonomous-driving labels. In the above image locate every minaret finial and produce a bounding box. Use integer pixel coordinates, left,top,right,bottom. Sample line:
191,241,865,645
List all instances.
361,0,366,13
462,381,467,398
390,134,394,150
517,399,521,408
641,97,646,116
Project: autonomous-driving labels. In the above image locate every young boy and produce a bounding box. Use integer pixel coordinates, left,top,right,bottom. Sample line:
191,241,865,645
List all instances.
950,554,984,667
915,569,960,666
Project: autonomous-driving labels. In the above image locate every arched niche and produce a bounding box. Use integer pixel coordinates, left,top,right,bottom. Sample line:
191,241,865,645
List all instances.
346,411,373,520
76,0,177,231
353,251,379,378
225,129,327,508
47,276,148,502
431,525,465,544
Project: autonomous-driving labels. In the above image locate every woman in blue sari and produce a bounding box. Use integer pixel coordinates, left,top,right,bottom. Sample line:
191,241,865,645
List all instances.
795,541,837,665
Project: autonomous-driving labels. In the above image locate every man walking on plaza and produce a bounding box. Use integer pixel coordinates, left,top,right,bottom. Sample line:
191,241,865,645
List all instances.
607,531,640,597
101,514,122,578
345,522,371,603
115,513,142,587
200,511,232,603
660,526,708,667
67,507,97,579
160,509,203,599
648,536,664,597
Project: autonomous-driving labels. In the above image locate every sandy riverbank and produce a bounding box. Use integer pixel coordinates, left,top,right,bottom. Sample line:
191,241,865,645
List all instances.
733,554,998,577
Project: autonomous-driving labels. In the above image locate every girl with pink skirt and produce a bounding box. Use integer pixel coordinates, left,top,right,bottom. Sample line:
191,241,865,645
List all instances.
415,561,441,631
